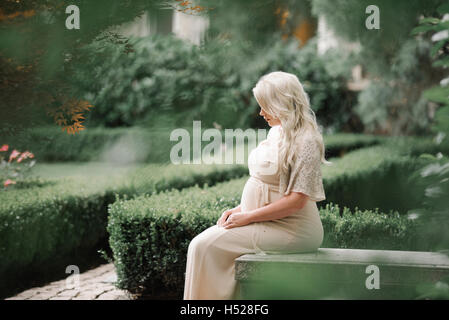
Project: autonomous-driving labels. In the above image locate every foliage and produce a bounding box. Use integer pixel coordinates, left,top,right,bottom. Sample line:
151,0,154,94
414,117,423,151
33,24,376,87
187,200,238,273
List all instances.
0,133,436,298
0,162,247,298
311,0,443,74
408,2,449,299
45,98,93,134
72,33,353,131
322,145,429,213
197,0,285,47
312,0,445,135
72,33,243,128
355,38,444,135
5,125,384,164
0,144,37,189
107,176,422,298
0,0,166,135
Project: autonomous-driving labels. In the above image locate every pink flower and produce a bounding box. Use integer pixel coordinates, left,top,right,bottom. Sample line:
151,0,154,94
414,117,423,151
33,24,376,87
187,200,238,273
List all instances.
17,151,33,163
8,150,20,163
0,144,8,152
4,179,16,187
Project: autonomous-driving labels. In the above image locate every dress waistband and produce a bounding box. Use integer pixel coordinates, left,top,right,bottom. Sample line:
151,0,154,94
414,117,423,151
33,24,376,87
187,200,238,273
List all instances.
249,175,280,206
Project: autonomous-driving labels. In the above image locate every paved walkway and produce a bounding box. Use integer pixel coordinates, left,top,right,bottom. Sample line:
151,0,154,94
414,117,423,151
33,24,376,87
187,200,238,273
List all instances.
6,263,136,300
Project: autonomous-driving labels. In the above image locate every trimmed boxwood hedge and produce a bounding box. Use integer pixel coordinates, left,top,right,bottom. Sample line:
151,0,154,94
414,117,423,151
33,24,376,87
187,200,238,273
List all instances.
322,145,429,213
107,176,423,298
4,126,384,163
0,163,247,298
0,133,437,298
4,126,173,163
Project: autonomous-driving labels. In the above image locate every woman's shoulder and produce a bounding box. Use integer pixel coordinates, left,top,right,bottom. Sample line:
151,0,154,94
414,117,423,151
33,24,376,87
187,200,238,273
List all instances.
296,128,320,146
267,125,282,140
294,129,321,160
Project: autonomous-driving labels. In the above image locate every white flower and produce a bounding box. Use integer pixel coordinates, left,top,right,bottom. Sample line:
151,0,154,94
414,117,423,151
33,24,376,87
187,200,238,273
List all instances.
432,30,449,42
441,77,449,87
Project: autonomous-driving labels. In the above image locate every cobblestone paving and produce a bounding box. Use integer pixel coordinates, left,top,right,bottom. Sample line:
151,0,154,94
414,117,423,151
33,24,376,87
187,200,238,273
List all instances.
5,263,136,300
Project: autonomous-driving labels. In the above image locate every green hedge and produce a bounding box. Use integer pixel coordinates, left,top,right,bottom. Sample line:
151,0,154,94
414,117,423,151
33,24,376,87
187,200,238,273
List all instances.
107,177,423,298
323,133,383,158
383,135,449,157
0,163,247,298
6,126,448,165
4,126,383,163
73,35,353,131
0,134,436,298
322,145,429,213
4,126,173,164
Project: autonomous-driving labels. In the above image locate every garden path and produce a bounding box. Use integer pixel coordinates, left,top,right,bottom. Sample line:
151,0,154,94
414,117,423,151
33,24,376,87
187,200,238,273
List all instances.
5,263,134,300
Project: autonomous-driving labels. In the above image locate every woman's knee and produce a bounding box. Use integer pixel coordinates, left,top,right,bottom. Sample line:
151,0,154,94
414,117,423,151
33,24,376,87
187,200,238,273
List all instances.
188,225,225,254
188,227,215,251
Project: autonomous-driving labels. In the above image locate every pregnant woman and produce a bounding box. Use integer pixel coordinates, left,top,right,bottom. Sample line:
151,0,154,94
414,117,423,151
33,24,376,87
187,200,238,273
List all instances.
183,71,329,300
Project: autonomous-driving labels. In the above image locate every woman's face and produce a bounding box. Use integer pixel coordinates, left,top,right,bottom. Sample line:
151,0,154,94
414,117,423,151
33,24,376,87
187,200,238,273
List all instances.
259,107,281,127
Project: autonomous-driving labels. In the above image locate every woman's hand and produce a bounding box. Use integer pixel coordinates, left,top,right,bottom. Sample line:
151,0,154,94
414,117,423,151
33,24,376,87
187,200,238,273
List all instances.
216,205,241,227
221,212,253,229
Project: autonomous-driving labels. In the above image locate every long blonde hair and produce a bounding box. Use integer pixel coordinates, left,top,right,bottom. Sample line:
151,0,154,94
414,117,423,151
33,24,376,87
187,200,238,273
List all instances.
252,71,331,176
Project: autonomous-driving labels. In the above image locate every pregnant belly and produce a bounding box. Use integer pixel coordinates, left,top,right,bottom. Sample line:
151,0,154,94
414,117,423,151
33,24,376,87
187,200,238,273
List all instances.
240,176,282,212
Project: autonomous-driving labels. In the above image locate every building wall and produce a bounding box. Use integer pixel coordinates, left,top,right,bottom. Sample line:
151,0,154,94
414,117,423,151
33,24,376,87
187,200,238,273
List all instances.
110,8,209,46
317,15,360,55
172,11,209,45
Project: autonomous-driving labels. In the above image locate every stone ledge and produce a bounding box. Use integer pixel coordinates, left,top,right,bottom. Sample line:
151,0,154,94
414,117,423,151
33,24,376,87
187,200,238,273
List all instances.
234,248,449,299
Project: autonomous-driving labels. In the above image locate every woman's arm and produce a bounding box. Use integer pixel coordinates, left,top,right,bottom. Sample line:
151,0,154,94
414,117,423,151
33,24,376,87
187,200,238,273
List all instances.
221,192,308,229
247,192,308,223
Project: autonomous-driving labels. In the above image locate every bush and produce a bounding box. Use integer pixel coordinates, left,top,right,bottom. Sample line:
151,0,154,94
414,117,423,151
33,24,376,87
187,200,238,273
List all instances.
323,133,383,158
72,34,353,131
322,145,429,213
320,203,421,251
382,135,449,157
0,163,247,298
355,38,444,135
0,134,434,298
107,177,422,298
5,125,383,163
4,126,173,164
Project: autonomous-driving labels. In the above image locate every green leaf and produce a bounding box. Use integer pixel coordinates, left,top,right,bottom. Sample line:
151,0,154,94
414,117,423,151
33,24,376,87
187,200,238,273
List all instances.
419,17,441,25
411,24,441,35
434,105,449,133
430,40,447,57
419,154,439,161
423,86,449,104
433,56,449,68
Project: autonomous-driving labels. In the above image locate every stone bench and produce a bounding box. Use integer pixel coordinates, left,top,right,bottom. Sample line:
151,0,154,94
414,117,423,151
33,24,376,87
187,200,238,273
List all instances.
234,248,449,299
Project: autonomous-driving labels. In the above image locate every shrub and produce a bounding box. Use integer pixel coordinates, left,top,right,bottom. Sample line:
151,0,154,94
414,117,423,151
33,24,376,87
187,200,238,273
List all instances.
72,34,353,131
354,38,444,135
0,163,247,298
5,125,384,163
107,177,421,298
4,126,171,164
0,144,37,189
322,145,429,213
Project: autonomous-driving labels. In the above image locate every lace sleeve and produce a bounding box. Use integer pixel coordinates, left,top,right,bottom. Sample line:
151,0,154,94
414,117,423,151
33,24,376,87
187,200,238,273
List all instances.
285,136,326,202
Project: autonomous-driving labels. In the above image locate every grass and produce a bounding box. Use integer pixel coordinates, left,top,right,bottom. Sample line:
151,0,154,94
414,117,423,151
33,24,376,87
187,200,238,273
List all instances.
28,162,141,179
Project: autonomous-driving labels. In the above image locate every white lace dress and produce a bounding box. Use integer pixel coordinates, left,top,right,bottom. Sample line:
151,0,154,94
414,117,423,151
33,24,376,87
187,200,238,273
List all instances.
183,125,325,300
